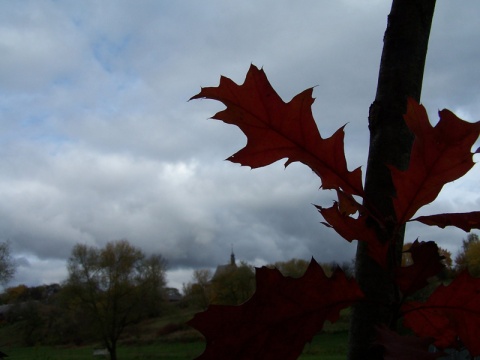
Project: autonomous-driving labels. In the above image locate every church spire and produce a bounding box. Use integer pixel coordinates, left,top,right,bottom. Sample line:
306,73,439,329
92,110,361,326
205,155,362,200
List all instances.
230,244,236,266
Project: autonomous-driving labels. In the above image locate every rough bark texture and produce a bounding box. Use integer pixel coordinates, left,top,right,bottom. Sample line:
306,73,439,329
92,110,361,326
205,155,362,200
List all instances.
347,1,436,359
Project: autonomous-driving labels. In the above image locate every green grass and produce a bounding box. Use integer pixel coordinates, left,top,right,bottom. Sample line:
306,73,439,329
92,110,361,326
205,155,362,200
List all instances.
2,332,348,359
0,307,351,359
1,345,92,360
2,342,205,360
118,342,205,359
300,332,348,360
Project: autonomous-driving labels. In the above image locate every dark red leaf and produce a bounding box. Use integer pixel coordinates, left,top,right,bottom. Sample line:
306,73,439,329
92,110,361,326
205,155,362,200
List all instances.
395,241,444,296
402,271,480,356
191,64,364,196
317,202,389,267
188,259,363,360
375,325,443,360
317,203,376,243
413,211,480,232
335,189,360,216
391,98,480,224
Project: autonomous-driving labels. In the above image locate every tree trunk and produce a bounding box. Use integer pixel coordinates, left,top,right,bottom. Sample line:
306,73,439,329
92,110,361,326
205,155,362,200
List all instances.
347,1,436,359
108,340,117,360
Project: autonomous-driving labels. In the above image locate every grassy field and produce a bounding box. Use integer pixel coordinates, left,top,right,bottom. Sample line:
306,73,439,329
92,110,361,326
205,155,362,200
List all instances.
2,341,205,359
1,332,348,359
0,307,350,359
300,332,348,360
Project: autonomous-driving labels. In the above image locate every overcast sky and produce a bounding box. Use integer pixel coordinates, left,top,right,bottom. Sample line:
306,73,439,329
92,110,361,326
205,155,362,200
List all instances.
1,1,479,291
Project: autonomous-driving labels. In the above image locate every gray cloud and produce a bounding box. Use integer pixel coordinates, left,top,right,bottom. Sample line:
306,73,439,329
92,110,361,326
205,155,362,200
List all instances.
0,1,479,289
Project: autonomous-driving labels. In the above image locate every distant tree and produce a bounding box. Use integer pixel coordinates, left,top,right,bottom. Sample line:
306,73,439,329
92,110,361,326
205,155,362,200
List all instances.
465,241,480,277
455,233,480,277
3,284,29,303
193,268,212,286
0,242,15,285
165,287,182,301
268,258,310,278
437,247,454,280
19,301,44,346
64,240,167,360
454,233,480,276
2,283,61,305
439,248,453,269
48,286,96,345
210,262,255,305
138,253,169,317
183,269,212,309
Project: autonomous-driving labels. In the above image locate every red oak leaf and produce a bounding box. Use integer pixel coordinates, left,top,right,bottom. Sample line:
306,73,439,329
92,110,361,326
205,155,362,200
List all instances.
316,203,376,244
391,98,480,224
188,259,363,360
402,271,480,356
191,64,363,196
375,325,443,360
395,241,444,297
412,211,480,232
316,199,389,267
335,189,360,216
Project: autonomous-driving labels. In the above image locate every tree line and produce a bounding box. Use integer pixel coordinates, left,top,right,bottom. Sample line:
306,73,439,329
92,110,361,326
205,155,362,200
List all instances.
0,240,167,360
182,258,355,310
182,234,480,310
0,233,479,358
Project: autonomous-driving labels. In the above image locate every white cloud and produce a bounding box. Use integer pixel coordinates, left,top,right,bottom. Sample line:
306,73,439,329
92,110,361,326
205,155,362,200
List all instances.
12,254,67,287
0,1,479,290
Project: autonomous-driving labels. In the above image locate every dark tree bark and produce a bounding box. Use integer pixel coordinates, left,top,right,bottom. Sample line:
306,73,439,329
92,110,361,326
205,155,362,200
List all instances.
348,1,436,359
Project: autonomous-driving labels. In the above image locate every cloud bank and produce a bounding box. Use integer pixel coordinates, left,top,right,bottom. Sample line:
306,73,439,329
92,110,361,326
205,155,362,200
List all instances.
1,1,479,290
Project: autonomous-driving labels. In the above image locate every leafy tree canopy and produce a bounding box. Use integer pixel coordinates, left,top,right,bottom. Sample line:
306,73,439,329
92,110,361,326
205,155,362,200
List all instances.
64,239,167,360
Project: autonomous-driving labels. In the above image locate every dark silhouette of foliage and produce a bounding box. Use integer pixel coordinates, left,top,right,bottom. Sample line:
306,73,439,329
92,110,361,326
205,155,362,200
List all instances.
0,242,15,285
189,259,362,360
454,233,480,277
190,65,480,359
65,240,167,360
